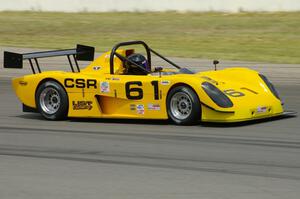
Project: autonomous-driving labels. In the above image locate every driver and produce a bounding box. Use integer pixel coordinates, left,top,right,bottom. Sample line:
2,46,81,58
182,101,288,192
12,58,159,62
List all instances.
124,53,149,75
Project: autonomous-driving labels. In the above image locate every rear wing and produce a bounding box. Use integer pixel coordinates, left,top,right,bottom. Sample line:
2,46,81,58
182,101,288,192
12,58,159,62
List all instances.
3,44,94,74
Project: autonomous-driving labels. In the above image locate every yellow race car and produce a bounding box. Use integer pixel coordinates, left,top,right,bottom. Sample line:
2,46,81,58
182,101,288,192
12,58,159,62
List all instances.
3,41,291,125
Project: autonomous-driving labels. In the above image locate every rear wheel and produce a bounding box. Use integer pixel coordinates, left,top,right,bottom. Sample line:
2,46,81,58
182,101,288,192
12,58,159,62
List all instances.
36,81,68,120
167,86,201,125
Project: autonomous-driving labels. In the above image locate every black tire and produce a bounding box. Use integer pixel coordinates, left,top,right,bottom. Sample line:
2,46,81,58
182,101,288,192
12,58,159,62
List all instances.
167,86,201,125
35,81,68,120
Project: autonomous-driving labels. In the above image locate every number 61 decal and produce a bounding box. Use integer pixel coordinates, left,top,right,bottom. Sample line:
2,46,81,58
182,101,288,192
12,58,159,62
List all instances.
125,81,159,100
223,89,245,97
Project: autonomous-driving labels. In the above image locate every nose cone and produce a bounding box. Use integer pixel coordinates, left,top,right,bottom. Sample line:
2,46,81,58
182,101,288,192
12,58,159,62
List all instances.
199,68,284,122
219,78,282,118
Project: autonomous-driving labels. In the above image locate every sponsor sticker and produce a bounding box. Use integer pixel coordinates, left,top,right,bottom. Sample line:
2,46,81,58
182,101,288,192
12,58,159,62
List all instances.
136,104,145,115
161,80,170,85
93,66,101,71
112,77,120,81
257,106,267,113
100,81,110,93
19,81,28,86
64,79,97,89
72,101,93,110
148,103,160,111
130,104,136,111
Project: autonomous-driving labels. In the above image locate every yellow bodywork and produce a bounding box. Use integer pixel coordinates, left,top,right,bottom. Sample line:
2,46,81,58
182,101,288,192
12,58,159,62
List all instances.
11,49,283,122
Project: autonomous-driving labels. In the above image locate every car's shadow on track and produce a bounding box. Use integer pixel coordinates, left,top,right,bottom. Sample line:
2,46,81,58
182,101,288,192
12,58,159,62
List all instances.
14,113,297,128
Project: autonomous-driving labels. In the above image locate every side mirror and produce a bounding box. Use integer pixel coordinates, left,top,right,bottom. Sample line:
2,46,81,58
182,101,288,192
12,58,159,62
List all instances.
154,67,163,72
154,67,163,77
213,60,219,65
213,60,219,71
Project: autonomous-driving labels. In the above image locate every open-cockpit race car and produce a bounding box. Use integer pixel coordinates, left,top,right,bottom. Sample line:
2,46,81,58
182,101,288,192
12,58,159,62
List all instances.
3,41,294,125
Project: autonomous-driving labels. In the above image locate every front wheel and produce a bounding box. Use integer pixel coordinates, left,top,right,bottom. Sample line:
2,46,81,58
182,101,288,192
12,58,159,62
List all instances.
167,86,201,125
36,81,69,120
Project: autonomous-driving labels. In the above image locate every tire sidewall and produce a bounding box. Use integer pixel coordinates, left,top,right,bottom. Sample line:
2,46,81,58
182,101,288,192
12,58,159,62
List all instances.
36,81,68,120
167,86,201,125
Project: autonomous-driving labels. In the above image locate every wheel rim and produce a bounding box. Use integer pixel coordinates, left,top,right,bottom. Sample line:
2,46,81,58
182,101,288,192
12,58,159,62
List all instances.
39,87,61,114
170,92,192,120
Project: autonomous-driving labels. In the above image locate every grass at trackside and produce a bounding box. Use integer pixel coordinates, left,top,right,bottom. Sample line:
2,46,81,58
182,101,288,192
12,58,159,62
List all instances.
0,11,300,63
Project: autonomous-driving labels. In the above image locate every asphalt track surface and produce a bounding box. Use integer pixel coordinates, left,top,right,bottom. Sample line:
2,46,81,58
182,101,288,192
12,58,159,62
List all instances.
0,47,300,199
